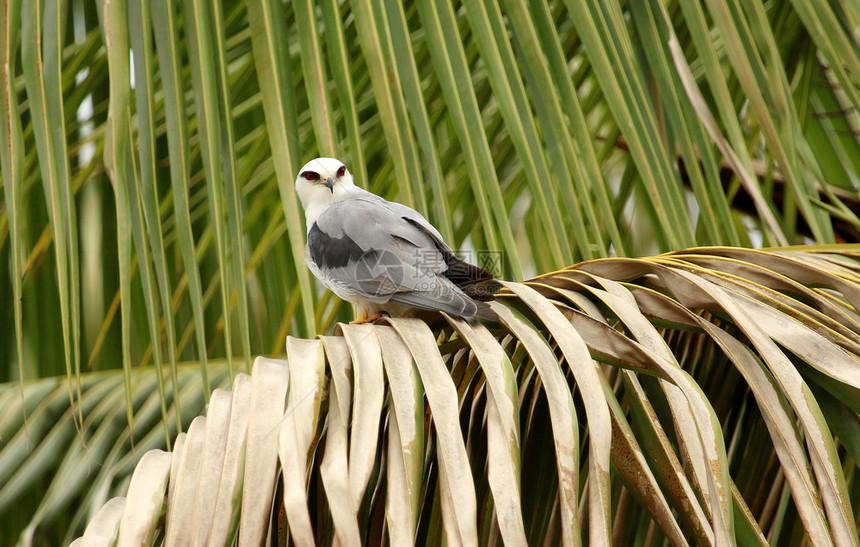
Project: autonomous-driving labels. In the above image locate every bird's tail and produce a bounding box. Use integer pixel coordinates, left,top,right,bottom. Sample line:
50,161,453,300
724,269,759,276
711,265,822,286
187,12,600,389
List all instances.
442,253,500,302
473,300,498,321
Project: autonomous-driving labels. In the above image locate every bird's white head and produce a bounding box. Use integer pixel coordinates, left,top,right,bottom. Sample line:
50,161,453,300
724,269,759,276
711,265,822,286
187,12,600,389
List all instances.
295,157,356,228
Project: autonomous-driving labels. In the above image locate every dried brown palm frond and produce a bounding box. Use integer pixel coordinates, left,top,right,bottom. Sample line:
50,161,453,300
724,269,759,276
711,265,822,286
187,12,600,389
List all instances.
49,246,859,546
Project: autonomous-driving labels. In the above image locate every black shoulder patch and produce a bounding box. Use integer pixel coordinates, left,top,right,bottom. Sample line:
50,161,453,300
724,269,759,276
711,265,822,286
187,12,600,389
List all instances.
308,222,365,269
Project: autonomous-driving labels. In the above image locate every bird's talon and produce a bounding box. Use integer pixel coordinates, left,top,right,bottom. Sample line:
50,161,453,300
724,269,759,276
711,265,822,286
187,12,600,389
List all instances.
349,311,387,324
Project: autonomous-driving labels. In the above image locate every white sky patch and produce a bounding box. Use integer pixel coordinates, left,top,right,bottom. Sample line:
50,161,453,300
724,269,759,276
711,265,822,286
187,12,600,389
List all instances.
129,50,136,89
741,216,764,248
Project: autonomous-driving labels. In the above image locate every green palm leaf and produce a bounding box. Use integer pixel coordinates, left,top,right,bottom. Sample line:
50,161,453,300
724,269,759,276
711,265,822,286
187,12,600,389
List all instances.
2,0,859,544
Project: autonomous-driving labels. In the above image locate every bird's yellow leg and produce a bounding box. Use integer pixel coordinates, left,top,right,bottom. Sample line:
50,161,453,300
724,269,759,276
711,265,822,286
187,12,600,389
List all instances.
350,309,369,324
349,310,387,324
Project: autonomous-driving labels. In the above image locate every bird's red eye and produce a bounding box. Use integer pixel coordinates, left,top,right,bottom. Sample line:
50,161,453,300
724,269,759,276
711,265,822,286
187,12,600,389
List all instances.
336,165,346,177
302,171,319,181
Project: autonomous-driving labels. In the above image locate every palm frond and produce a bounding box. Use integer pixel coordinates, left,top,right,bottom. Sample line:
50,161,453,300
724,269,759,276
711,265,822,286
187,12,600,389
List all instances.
4,0,860,382
5,247,858,545
2,0,860,544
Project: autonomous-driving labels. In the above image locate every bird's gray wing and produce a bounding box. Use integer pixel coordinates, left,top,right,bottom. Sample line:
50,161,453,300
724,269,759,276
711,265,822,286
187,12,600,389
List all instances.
310,196,481,317
383,199,448,248
383,196,499,301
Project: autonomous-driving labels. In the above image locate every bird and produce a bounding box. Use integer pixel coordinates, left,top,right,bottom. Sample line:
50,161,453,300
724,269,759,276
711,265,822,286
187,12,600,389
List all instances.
295,157,499,324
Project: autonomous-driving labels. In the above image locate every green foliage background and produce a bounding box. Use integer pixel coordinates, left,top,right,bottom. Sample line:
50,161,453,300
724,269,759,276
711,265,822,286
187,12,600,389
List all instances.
1,0,859,544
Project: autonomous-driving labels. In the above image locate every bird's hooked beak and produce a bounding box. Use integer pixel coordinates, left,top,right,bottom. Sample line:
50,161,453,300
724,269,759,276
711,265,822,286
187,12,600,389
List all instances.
323,177,335,192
